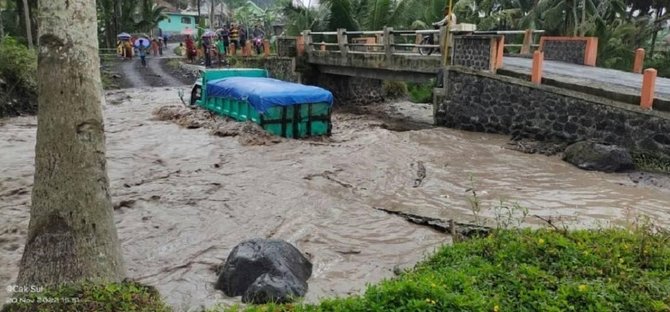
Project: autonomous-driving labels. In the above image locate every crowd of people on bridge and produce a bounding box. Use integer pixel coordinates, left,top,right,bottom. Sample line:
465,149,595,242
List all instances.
179,23,266,68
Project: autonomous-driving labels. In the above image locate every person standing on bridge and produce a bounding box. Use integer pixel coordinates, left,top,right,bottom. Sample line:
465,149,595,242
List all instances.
432,8,457,28
230,24,240,55
431,8,457,52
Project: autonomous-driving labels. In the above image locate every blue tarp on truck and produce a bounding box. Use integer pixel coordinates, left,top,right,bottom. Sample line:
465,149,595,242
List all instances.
206,77,334,113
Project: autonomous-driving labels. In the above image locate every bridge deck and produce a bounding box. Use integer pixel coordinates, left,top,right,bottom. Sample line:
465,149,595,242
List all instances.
501,56,670,109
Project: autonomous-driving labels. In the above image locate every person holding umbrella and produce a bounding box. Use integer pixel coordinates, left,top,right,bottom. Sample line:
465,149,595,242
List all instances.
117,33,132,59
202,30,216,68
134,37,150,67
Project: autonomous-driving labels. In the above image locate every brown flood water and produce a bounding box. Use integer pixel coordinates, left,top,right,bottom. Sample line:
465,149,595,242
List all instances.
1,87,668,311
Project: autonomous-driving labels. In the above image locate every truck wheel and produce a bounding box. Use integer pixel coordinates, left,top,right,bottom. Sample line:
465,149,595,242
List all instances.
190,86,201,106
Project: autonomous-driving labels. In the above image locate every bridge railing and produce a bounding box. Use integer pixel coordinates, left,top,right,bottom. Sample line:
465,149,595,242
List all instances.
303,27,545,55
305,28,442,57
303,27,544,58
482,30,545,54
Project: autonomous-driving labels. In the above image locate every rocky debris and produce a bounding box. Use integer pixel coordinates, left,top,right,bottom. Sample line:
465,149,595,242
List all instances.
628,171,670,190
153,105,282,145
152,105,216,129
413,161,426,187
211,121,282,146
563,141,634,173
215,239,312,304
507,138,568,156
373,207,491,238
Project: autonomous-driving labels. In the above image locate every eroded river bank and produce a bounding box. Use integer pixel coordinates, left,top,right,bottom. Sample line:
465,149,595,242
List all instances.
1,87,668,311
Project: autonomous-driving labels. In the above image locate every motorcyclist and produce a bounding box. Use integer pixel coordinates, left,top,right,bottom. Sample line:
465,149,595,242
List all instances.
252,25,265,39
252,25,265,54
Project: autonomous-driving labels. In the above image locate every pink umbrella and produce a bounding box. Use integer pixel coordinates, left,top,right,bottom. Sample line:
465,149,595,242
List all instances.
181,27,194,35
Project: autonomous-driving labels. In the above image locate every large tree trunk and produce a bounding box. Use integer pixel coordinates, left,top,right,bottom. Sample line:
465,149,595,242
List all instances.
21,0,32,48
17,0,125,286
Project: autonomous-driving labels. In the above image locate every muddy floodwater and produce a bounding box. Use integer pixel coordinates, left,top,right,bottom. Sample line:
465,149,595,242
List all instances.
1,87,669,311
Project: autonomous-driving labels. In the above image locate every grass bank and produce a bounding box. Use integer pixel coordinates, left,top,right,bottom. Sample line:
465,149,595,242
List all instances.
213,228,670,312
1,281,170,312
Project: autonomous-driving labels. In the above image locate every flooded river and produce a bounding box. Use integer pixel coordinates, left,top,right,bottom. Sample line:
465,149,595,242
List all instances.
1,87,668,310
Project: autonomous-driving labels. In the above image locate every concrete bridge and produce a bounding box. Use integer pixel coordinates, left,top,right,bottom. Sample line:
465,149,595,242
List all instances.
270,27,670,161
287,27,670,111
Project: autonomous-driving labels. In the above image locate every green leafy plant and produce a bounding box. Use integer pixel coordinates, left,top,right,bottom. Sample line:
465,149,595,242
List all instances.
1,281,171,312
382,80,407,98
407,81,432,103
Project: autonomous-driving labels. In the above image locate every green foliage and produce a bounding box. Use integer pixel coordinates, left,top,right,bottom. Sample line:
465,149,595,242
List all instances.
1,281,171,312
209,228,670,312
0,36,37,117
645,50,670,78
382,80,407,98
407,81,432,103
279,0,328,36
0,36,36,90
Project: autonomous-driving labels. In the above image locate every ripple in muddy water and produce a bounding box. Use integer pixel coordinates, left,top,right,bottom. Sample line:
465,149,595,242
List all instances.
0,87,668,311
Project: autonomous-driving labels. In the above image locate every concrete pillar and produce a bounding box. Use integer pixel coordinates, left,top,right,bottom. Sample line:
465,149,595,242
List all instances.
521,29,532,54
496,36,505,70
337,28,348,58
531,51,544,85
303,30,313,55
244,40,252,56
633,48,645,74
296,36,305,56
640,68,657,109
263,39,270,57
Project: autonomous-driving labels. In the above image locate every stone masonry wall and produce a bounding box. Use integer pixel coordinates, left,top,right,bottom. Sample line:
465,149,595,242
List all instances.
276,37,298,57
233,57,301,82
452,36,492,71
234,58,383,106
542,40,587,65
436,67,670,160
311,74,384,106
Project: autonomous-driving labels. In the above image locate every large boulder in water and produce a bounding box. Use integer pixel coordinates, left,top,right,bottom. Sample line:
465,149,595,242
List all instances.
215,239,312,304
563,141,634,173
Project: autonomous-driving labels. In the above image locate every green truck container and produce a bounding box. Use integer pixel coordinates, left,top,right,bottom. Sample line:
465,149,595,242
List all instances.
190,68,333,138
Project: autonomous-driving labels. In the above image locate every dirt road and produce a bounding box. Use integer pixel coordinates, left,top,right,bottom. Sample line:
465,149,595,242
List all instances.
108,43,194,89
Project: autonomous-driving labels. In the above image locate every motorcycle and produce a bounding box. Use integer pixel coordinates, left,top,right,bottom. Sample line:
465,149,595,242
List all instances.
419,25,441,56
253,37,263,55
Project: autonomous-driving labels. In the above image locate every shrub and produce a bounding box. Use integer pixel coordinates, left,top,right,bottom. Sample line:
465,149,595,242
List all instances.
0,36,36,91
0,36,37,117
407,82,433,103
1,281,171,312
382,80,407,98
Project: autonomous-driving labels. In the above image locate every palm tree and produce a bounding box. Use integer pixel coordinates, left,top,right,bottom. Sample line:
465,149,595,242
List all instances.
136,1,168,35
280,0,328,35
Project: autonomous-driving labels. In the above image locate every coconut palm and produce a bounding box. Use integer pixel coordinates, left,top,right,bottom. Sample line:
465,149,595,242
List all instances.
136,1,168,34
280,0,328,35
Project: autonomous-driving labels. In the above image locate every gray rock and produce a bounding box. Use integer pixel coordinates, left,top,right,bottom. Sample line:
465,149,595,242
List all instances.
243,272,307,304
215,239,312,304
563,141,634,172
